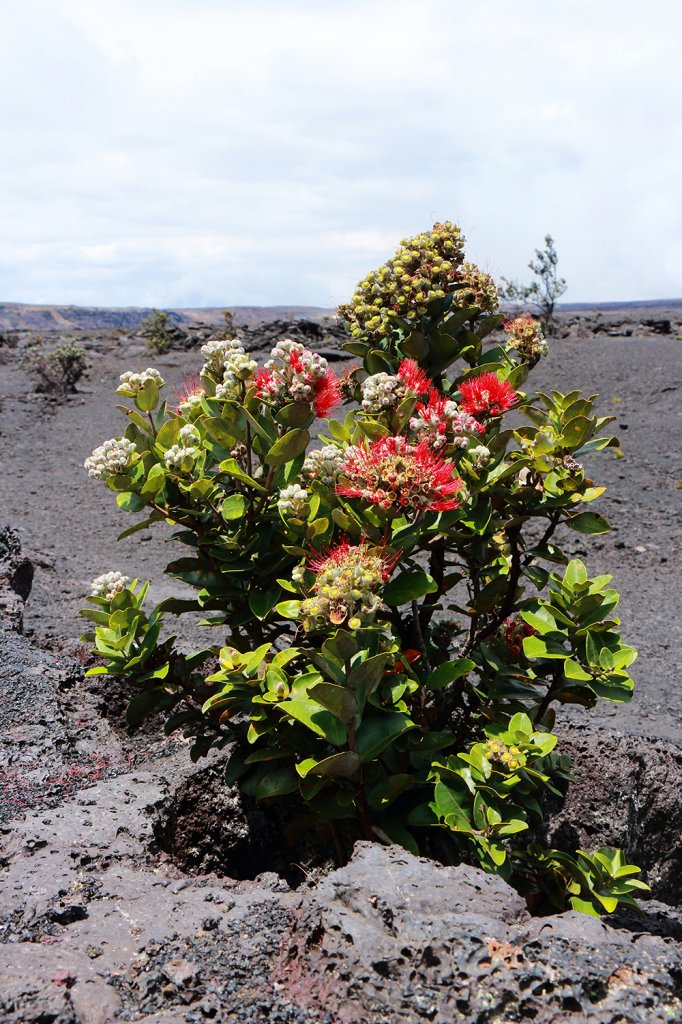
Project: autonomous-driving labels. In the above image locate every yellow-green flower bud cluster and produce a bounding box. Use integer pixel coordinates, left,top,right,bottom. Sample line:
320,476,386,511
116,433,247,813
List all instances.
361,372,405,413
91,571,130,601
277,483,309,517
505,316,548,362
117,368,165,397
300,544,389,631
338,221,466,341
455,262,499,314
164,443,199,472
485,738,524,772
301,445,344,487
85,438,137,479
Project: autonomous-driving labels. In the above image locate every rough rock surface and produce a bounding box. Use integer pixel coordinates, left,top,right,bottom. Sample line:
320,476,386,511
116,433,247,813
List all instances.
547,722,682,905
278,844,682,1024
0,525,34,631
1,626,682,1022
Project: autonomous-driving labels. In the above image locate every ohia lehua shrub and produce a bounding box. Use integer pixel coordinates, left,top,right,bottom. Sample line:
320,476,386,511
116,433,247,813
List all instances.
81,222,646,916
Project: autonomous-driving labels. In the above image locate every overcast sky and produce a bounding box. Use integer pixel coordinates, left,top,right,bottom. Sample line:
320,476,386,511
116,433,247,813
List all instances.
1,0,680,308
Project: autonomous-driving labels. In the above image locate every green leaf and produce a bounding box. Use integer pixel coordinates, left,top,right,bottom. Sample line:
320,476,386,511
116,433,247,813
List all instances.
277,698,347,745
433,781,472,832
382,570,437,606
248,586,280,620
265,428,310,466
255,767,299,800
218,458,266,491
567,512,610,535
276,402,313,427
116,491,145,513
426,658,475,690
140,462,166,498
134,378,159,412
523,635,568,660
354,713,415,762
155,418,180,450
308,682,359,724
275,600,301,619
221,494,247,520
126,688,167,727
298,751,362,779
347,653,390,692
203,416,243,448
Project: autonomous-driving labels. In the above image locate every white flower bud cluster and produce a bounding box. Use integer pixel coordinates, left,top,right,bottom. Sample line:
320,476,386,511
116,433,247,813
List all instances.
179,423,200,446
117,368,165,396
215,347,257,399
262,339,330,405
91,571,130,602
164,444,199,471
468,444,491,469
410,402,485,449
85,438,137,479
301,445,344,487
360,372,404,413
277,483,309,517
200,338,243,376
292,564,307,585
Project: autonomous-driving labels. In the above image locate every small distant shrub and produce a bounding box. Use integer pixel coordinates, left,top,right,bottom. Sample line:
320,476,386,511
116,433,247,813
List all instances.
500,234,567,335
24,339,87,395
140,309,174,355
81,221,646,917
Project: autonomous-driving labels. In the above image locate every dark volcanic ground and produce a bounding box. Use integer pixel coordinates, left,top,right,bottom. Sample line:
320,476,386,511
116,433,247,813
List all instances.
1,307,682,1023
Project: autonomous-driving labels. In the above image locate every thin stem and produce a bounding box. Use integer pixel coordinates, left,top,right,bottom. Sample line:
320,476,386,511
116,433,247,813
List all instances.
411,599,431,673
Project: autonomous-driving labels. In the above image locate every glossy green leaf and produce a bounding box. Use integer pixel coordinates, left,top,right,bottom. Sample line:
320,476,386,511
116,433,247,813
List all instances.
383,571,437,606
266,428,310,467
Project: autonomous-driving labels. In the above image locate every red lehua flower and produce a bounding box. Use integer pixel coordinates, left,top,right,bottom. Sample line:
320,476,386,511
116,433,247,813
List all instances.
397,358,431,396
415,388,448,421
312,371,342,417
254,368,277,396
288,349,305,373
175,375,204,413
337,435,464,513
458,372,518,418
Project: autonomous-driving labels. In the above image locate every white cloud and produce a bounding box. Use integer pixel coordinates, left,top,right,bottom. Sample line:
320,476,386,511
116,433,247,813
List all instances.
0,0,680,306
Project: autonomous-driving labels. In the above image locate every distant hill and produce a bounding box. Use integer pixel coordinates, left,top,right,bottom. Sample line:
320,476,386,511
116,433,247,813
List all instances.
1,299,681,333
0,303,335,332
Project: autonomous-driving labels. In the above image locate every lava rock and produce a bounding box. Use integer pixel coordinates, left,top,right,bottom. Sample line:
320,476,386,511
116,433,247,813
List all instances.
0,525,34,632
541,723,682,904
276,843,682,1024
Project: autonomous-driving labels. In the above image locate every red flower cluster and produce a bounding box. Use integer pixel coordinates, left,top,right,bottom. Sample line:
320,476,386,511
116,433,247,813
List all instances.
311,373,343,417
503,617,537,657
396,358,431,396
337,435,464,513
254,346,341,418
308,539,398,581
458,372,518,418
